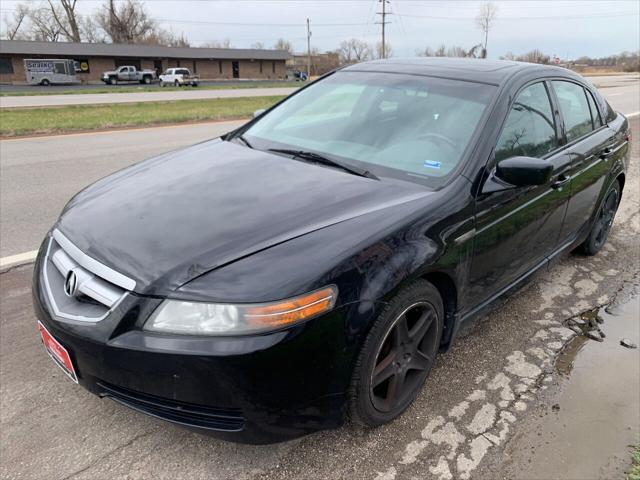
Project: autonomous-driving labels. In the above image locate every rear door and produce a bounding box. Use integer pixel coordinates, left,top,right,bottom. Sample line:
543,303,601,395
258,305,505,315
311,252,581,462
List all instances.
468,81,572,306
550,80,617,241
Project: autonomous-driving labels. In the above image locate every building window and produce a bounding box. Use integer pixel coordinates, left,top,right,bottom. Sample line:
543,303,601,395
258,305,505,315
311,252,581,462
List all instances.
0,57,14,74
259,60,263,74
219,60,223,74
272,61,276,74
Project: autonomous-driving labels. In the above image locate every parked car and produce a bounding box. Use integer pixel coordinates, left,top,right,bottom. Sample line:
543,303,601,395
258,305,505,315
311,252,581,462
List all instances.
100,66,156,85
286,69,308,81
159,68,199,87
34,58,630,444
24,59,78,86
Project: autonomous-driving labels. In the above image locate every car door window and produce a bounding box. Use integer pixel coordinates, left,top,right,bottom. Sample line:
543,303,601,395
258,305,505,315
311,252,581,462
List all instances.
585,89,602,128
495,82,557,161
552,81,594,142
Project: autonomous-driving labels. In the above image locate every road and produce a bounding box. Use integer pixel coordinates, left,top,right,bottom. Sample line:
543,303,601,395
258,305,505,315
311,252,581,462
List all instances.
0,82,639,480
0,79,296,94
0,86,298,108
0,120,244,259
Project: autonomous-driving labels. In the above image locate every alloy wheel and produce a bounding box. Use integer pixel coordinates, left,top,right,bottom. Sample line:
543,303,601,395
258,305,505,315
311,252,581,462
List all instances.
369,302,439,413
593,189,619,249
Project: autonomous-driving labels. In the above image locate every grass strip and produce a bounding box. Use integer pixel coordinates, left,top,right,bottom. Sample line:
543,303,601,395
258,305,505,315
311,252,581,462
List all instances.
0,95,284,137
0,82,298,97
629,447,640,480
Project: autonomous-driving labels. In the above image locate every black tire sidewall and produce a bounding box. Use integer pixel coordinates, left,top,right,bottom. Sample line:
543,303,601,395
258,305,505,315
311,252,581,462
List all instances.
350,280,444,427
580,181,620,255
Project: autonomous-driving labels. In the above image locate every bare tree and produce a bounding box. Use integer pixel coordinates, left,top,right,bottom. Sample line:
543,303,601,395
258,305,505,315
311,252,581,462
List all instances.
375,41,392,60
96,0,156,43
146,29,190,47
416,46,434,57
338,38,371,64
204,38,232,48
434,45,446,57
273,38,293,54
475,2,498,58
28,5,63,42
79,15,106,43
2,4,30,40
46,0,81,42
251,41,265,49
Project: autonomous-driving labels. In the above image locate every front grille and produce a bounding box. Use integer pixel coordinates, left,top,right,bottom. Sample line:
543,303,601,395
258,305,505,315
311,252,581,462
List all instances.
97,381,245,432
42,230,134,322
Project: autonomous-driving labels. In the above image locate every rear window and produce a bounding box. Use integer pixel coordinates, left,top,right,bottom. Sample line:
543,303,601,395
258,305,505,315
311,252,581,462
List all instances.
552,81,594,142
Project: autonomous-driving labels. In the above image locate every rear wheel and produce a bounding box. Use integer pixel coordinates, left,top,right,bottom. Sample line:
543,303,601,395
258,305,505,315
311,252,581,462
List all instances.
40,79,50,86
174,80,180,87
350,280,443,426
578,181,620,255
143,76,151,84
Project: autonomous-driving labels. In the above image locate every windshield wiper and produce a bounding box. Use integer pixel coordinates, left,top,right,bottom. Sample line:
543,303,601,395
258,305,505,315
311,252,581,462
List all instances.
232,134,253,149
268,148,378,180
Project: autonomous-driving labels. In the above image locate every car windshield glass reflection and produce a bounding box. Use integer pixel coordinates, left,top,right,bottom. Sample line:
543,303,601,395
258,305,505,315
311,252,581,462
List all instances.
240,71,496,186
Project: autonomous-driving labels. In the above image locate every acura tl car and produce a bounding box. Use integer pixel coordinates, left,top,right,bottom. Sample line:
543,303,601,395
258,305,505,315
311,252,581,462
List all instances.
33,58,630,444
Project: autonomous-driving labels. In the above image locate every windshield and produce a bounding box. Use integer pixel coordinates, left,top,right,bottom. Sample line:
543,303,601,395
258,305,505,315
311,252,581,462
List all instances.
239,71,496,187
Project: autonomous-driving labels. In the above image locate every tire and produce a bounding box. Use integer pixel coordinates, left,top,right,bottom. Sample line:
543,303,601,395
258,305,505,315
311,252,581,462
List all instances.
110,77,117,85
159,80,165,87
40,79,50,86
350,279,444,427
144,76,151,84
578,181,621,256
174,80,180,87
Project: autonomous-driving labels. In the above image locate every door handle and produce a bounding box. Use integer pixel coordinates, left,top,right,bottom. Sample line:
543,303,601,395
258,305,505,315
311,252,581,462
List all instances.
552,175,570,189
599,147,615,160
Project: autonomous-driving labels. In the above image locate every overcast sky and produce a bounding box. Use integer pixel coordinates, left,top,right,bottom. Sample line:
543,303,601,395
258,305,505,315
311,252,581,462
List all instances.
2,0,639,59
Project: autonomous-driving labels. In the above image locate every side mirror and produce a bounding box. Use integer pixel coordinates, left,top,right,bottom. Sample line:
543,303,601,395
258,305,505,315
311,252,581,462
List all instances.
253,109,266,118
495,156,553,187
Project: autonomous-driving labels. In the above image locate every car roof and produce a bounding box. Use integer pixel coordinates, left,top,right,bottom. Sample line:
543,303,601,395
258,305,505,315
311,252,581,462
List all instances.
341,57,580,86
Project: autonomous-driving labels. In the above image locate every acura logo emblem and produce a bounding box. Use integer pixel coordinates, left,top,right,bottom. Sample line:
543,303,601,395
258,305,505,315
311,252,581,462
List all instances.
64,270,79,297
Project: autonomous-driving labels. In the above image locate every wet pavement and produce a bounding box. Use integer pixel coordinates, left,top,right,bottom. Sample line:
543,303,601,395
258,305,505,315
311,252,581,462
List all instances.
0,118,638,479
479,282,640,480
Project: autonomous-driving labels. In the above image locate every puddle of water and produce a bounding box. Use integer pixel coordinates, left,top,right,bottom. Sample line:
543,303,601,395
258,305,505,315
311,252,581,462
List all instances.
512,295,640,480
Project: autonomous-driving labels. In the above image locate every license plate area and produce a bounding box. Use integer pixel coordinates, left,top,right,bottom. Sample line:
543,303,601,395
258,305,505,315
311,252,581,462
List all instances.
38,321,78,383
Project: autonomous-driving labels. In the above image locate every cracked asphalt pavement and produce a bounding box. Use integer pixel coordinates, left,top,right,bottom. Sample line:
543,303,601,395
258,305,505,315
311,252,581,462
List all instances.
1,116,638,479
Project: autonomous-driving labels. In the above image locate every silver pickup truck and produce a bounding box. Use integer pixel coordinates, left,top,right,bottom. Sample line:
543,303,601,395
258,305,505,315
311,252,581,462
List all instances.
101,66,156,85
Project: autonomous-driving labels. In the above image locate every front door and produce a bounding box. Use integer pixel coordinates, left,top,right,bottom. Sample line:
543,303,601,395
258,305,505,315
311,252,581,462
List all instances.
467,81,572,307
550,80,617,241
232,61,239,79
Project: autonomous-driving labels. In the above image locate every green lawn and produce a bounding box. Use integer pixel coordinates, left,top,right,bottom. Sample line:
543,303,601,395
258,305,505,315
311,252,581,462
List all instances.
0,82,298,97
629,447,640,480
0,95,285,137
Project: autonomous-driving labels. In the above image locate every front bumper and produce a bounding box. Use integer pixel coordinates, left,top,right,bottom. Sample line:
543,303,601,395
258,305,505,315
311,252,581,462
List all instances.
32,246,361,444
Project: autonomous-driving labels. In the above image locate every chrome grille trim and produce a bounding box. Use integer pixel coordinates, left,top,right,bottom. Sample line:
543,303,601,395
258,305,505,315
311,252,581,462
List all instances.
42,230,134,323
51,248,123,308
52,230,136,291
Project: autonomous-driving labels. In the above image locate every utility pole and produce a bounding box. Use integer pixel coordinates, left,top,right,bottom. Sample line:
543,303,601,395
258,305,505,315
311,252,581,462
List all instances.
306,18,312,78
377,0,391,59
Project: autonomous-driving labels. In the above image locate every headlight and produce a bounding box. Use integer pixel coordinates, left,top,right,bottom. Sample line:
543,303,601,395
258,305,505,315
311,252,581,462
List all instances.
144,286,338,335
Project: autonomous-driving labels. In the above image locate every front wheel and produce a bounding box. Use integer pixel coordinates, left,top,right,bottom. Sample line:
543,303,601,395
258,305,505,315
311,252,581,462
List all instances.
110,77,117,85
350,280,444,426
578,181,620,255
40,79,50,86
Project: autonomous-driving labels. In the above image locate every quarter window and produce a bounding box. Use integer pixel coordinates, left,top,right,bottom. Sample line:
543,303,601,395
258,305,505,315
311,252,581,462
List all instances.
495,82,557,161
552,81,594,142
585,89,602,128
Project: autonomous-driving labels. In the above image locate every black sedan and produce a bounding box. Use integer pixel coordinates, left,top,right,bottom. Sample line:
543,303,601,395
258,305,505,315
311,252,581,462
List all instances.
33,58,630,444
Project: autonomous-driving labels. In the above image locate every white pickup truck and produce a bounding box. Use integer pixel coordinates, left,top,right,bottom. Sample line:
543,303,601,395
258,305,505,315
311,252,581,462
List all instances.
159,68,200,87
101,66,156,85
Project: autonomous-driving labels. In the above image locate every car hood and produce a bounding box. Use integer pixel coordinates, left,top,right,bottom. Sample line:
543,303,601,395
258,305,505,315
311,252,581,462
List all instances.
58,139,431,295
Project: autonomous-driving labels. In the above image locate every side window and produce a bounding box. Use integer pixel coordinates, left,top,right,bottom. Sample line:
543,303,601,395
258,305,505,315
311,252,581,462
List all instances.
495,82,557,161
585,89,602,128
552,81,594,142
